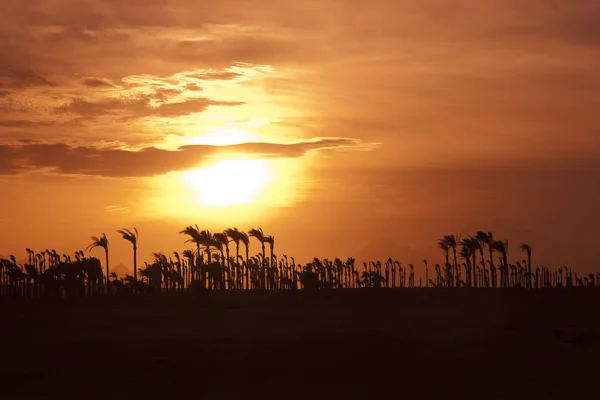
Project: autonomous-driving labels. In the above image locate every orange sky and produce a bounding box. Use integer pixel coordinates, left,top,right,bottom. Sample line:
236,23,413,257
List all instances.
1,0,599,274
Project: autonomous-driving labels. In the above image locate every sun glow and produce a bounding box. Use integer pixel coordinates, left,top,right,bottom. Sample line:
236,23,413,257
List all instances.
142,156,306,223
184,159,271,207
183,127,261,146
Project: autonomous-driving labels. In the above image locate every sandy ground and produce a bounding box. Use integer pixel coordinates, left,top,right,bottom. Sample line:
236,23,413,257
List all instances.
1,289,599,398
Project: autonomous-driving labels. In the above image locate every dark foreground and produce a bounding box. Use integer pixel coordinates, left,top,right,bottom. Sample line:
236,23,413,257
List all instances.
2,289,600,399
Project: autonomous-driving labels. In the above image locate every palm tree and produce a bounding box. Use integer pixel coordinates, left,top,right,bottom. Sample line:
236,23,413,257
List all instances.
264,235,275,289
182,249,196,288
476,230,493,267
25,248,33,270
172,252,181,288
213,232,229,290
151,253,168,291
520,243,532,289
117,228,139,293
240,232,250,289
197,230,215,289
443,235,460,287
459,238,474,287
86,234,109,295
459,237,481,288
225,228,244,289
437,239,450,268
492,240,508,288
180,225,204,286
35,253,44,294
249,228,267,290
470,237,481,288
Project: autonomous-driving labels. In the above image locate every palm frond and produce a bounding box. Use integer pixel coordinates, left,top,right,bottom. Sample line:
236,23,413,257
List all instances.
239,232,250,247
117,227,138,247
248,228,265,241
520,243,532,254
264,235,274,246
86,233,108,252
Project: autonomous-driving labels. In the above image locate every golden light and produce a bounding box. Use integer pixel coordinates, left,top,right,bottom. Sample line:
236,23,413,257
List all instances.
138,59,316,221
183,127,260,146
184,159,271,207
142,155,306,224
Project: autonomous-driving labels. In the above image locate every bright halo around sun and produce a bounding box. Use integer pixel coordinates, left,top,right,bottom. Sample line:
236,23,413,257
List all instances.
184,159,272,207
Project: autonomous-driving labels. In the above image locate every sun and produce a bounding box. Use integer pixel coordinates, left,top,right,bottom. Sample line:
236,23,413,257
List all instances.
184,159,271,207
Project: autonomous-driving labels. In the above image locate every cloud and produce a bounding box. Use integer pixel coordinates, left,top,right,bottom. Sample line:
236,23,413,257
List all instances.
82,78,115,88
1,0,598,161
183,70,242,81
0,120,59,128
488,1,600,46
0,137,373,177
0,146,19,174
55,96,243,119
105,205,131,214
0,66,57,88
172,36,317,66
185,83,202,91
0,62,275,147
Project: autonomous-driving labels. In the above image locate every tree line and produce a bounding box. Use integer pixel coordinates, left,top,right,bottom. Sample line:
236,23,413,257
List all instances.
1,228,598,298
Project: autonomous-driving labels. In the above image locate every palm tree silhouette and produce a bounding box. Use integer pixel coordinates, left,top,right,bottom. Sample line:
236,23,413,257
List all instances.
249,228,267,290
25,248,33,270
520,243,532,289
198,230,215,289
213,232,229,290
444,235,460,287
225,228,244,289
459,240,473,288
180,225,204,287
173,251,182,289
476,232,494,286
6,223,600,298
460,237,481,288
182,249,195,288
240,232,250,289
86,234,110,295
150,253,168,291
492,240,508,288
437,239,450,268
265,235,275,289
117,228,139,293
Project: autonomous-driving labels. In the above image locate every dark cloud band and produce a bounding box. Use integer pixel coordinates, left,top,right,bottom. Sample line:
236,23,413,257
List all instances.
0,137,370,177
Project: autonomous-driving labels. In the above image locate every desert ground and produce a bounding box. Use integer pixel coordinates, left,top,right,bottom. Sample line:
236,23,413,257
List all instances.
2,289,599,398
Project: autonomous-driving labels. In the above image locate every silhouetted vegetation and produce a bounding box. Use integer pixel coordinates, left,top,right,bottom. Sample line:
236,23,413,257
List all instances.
1,228,598,299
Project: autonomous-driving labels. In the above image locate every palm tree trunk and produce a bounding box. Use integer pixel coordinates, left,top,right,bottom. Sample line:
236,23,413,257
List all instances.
105,250,110,296
261,244,266,290
488,246,494,287
452,248,457,287
471,253,477,288
235,244,240,290
133,247,137,294
502,253,509,288
196,243,204,289
245,247,250,290
269,245,274,290
226,247,231,290
527,252,532,290
221,252,226,290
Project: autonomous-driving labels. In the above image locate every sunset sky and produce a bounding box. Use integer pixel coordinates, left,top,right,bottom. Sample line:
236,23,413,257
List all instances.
1,0,599,274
